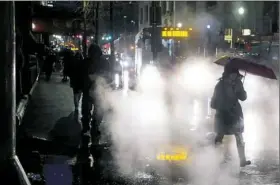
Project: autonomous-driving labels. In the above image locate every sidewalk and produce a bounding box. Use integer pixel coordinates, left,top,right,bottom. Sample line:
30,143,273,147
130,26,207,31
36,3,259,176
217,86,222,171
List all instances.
19,73,82,148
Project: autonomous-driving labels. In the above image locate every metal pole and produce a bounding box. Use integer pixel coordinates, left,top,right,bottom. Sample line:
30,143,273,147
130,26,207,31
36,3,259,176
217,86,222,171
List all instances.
152,1,157,62
124,16,127,55
110,2,115,59
83,1,87,57
95,2,99,45
171,1,175,64
173,1,176,27
0,1,30,185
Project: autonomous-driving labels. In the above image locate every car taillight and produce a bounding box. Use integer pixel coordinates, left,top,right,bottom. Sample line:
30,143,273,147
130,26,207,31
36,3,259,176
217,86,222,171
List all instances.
245,43,251,51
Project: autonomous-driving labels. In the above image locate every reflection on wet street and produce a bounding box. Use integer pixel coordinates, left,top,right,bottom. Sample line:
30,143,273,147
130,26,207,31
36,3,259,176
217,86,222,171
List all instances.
20,70,279,185
97,70,279,185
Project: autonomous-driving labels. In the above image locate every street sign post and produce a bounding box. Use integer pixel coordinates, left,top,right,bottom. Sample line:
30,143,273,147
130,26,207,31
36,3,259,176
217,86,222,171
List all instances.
150,2,161,62
149,6,161,26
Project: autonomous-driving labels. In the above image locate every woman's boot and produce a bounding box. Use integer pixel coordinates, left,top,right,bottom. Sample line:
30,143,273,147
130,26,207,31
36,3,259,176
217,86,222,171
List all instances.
237,144,251,167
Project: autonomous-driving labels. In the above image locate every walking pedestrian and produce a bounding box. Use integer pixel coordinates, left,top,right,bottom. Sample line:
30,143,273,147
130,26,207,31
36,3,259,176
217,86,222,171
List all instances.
69,51,84,113
81,43,104,142
62,48,73,82
44,49,56,81
210,62,251,167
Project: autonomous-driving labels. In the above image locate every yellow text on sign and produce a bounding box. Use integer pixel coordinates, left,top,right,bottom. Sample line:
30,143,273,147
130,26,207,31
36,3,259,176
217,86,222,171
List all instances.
156,147,188,162
161,30,189,38
156,153,187,161
71,47,79,51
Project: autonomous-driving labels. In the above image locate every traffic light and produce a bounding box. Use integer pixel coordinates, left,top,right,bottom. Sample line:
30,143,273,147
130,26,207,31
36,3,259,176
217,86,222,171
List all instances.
102,35,112,41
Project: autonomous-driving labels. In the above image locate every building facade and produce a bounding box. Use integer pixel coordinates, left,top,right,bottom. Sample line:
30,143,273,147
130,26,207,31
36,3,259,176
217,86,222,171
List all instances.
138,1,278,42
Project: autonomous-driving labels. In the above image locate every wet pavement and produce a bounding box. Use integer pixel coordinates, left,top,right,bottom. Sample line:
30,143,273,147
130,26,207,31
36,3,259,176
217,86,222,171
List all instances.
17,73,279,185
19,73,81,148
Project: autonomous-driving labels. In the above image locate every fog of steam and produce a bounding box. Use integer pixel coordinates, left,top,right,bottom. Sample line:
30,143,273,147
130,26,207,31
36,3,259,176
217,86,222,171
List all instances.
91,53,278,184
90,7,279,182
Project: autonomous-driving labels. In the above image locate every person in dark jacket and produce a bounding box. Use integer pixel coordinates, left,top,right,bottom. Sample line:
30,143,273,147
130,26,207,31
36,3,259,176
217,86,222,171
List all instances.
62,49,73,82
81,43,105,145
44,49,57,81
69,52,84,112
210,64,251,167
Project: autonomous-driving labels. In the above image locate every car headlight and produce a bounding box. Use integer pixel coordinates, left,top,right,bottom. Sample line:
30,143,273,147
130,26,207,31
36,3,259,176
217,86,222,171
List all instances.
123,70,129,90
121,61,129,67
114,73,120,87
140,65,163,90
178,63,213,92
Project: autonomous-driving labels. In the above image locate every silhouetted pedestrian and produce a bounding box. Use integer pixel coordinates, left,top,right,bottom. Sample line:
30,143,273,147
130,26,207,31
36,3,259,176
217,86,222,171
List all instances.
44,49,56,81
210,63,251,167
69,51,84,112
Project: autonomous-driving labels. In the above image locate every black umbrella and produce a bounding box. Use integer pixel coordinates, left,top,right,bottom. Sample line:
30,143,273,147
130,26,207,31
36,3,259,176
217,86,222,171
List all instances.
214,56,277,80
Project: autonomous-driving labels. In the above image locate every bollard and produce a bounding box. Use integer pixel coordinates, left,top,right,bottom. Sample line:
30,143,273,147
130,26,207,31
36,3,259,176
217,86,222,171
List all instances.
198,47,200,55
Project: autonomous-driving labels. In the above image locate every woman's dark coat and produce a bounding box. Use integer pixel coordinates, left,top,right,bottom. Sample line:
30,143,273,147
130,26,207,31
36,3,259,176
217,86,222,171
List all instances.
211,75,247,135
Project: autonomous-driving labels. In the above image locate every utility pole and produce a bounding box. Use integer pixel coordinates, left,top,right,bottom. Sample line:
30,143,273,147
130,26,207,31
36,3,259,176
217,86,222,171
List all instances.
0,2,30,185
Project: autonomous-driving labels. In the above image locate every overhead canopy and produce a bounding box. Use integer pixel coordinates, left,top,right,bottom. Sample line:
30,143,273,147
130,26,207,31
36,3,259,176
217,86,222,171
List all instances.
32,17,94,35
32,4,82,20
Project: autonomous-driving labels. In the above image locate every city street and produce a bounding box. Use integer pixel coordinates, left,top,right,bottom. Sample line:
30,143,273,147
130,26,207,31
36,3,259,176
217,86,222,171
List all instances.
0,1,278,185
18,70,279,185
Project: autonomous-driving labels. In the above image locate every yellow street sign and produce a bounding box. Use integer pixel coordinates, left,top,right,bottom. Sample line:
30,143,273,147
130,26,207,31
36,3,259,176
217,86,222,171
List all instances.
224,35,232,41
161,27,189,38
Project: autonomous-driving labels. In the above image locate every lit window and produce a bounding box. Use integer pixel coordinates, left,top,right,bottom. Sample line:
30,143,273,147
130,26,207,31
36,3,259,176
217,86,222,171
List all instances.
40,1,53,7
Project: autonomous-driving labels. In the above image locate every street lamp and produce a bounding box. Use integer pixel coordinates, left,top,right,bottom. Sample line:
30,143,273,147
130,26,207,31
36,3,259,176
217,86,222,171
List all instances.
177,22,182,28
238,7,245,35
123,15,127,54
206,25,211,29
238,7,245,15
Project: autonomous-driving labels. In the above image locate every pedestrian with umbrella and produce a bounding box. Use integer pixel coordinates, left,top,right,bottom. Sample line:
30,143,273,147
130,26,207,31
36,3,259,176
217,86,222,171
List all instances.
210,60,251,167
211,56,278,167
